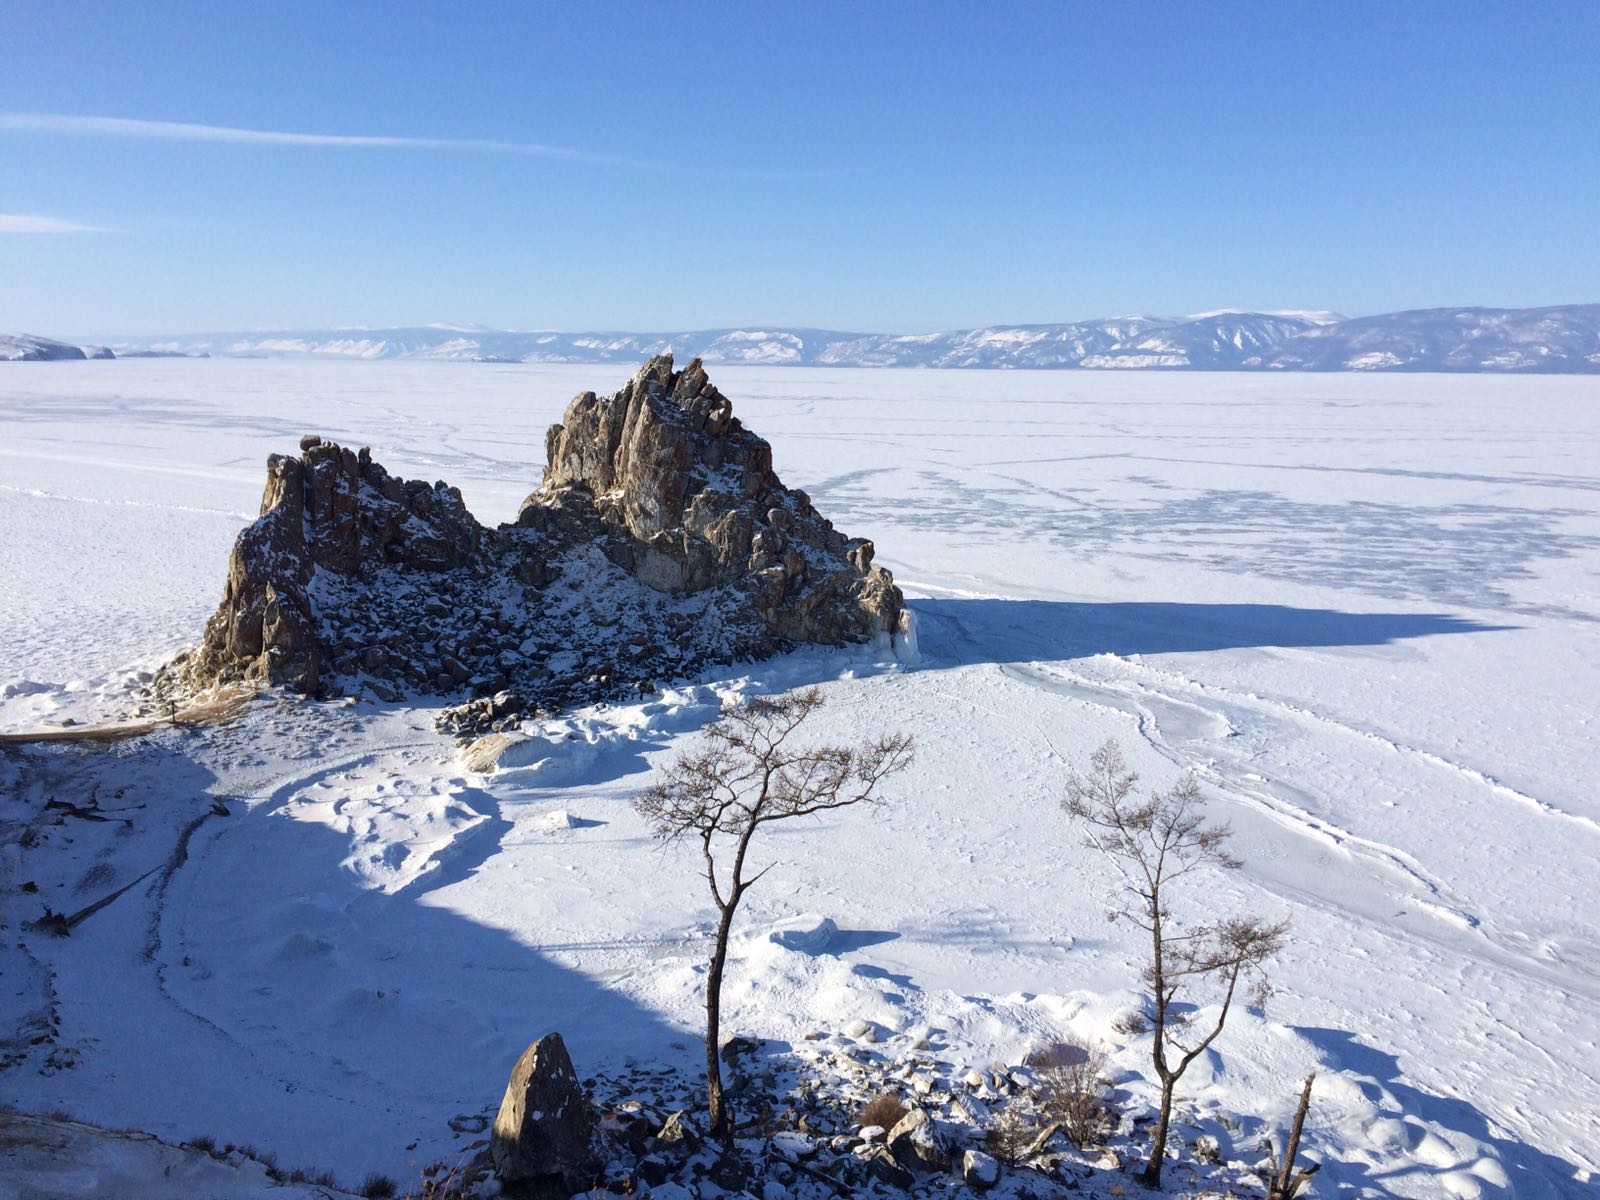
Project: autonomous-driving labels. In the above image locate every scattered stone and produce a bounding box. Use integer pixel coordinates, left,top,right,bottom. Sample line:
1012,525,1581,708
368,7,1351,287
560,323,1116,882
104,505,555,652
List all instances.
886,1106,951,1173
769,1131,817,1162
858,1144,915,1189
636,1154,670,1186
490,1031,596,1187
844,1018,876,1043
655,1110,702,1154
1025,1120,1065,1158
962,1148,1001,1190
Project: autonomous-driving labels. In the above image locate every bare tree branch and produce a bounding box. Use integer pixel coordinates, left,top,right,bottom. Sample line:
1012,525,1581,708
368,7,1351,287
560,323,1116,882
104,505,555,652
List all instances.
634,687,913,1139
1061,739,1288,1188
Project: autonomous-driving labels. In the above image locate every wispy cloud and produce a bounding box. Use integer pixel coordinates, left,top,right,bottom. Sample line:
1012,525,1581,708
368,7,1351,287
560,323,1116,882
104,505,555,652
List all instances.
0,112,863,180
0,112,656,169
0,212,114,234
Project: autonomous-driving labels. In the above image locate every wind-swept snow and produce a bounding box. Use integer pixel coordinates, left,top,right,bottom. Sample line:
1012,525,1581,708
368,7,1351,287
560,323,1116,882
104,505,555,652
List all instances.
1,361,1596,1195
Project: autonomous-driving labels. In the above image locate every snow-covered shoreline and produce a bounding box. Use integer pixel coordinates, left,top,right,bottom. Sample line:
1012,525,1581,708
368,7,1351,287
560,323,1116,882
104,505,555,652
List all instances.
3,362,1596,1196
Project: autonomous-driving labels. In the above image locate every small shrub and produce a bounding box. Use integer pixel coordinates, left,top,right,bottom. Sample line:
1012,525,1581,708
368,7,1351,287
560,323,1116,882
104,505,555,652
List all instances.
411,1159,470,1199
984,1102,1034,1164
189,1134,218,1155
1028,1039,1115,1147
857,1092,907,1131
359,1172,399,1199
1111,1009,1149,1037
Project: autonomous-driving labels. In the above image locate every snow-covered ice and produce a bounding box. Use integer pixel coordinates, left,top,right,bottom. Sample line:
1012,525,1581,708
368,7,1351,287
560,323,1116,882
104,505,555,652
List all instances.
2,360,1597,1195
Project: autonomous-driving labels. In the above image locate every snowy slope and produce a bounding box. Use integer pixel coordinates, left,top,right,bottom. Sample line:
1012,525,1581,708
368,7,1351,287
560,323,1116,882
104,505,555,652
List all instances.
2,362,1597,1196
39,304,1600,371
0,333,92,361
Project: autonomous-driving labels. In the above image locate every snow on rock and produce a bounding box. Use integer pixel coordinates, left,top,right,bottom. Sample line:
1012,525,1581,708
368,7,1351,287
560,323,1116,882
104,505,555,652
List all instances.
767,914,840,954
0,333,91,361
172,357,907,722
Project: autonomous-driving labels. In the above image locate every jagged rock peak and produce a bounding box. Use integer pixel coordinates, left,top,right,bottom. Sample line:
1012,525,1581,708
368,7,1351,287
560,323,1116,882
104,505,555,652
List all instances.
174,357,909,715
181,438,483,693
536,354,773,547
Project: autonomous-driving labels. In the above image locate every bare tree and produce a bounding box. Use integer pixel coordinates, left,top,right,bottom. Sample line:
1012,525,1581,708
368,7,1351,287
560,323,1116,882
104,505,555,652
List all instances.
635,687,913,1140
1062,740,1288,1189
1268,1073,1320,1198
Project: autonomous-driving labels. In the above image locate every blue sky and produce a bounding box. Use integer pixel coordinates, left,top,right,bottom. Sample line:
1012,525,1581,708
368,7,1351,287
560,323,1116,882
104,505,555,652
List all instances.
3,1,1597,336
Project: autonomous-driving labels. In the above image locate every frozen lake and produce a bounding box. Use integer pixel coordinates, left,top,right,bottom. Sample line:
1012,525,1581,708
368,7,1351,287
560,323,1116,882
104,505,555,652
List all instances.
2,360,1597,1195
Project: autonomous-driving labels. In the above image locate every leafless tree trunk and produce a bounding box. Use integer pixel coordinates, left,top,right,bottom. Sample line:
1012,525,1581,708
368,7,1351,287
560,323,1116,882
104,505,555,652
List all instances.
1269,1073,1318,1198
1062,740,1288,1189
636,687,912,1140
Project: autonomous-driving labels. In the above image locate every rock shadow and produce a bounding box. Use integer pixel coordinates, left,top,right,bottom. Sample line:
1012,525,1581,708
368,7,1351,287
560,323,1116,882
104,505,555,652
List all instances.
1293,1026,1586,1197
910,597,1516,663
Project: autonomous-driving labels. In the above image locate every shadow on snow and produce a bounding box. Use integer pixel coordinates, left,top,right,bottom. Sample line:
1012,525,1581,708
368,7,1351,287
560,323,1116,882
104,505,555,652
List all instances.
909,597,1516,662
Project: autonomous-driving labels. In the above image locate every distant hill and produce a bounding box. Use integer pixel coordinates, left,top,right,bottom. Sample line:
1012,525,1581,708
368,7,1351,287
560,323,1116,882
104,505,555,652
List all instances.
0,333,96,361
13,305,1600,371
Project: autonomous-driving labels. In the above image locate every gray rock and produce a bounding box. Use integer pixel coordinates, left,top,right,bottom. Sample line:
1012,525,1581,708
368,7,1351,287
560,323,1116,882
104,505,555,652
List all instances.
887,1106,951,1173
962,1148,1000,1189
178,357,908,710
655,1109,702,1154
858,1144,915,1188
490,1031,595,1186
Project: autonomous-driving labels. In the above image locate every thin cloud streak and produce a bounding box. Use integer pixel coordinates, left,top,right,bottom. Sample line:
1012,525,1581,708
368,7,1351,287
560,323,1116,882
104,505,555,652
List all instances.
0,212,115,234
0,112,657,169
0,112,862,180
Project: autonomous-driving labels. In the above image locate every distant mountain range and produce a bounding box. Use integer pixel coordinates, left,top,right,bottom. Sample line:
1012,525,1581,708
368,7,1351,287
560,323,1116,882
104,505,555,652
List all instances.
8,304,1599,371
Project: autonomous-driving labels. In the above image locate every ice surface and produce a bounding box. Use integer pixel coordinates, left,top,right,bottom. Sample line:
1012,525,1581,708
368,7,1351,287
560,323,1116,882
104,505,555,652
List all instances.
2,361,1597,1194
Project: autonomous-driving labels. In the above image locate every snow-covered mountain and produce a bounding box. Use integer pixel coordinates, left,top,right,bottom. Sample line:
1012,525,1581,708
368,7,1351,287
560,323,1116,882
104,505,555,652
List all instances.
0,332,99,361
17,304,1600,370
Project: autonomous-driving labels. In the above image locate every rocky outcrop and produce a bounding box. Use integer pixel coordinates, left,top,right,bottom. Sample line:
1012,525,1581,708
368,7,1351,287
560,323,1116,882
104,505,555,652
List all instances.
0,333,90,361
174,357,908,716
491,1032,596,1189
532,355,901,642
181,436,480,694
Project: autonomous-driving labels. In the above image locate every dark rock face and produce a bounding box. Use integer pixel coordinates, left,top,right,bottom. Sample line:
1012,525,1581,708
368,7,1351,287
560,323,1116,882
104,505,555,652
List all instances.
183,438,480,694
490,1032,596,1188
533,355,901,642
177,356,907,714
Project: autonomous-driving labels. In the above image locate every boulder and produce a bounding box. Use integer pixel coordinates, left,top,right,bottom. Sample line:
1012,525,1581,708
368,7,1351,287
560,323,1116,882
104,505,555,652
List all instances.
962,1148,1001,1190
887,1106,951,1173
858,1144,914,1189
490,1032,595,1187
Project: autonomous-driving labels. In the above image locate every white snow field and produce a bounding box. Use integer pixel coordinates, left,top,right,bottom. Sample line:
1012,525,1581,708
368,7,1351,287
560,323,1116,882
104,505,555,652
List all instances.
2,360,1597,1196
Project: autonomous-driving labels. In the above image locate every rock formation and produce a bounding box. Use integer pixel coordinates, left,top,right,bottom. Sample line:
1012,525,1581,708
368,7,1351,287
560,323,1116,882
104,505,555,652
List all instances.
173,356,907,720
491,1032,596,1189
